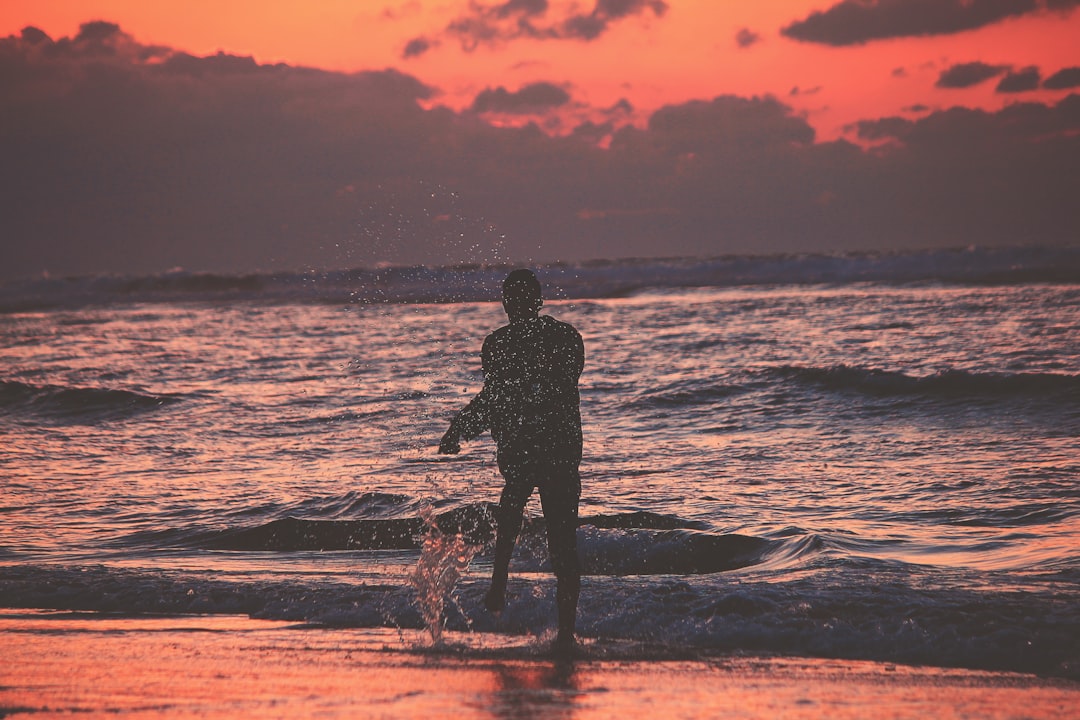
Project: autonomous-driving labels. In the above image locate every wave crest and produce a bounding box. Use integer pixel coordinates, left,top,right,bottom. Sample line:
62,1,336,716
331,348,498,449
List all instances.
4,245,1078,311
772,365,1080,401
0,380,179,423
143,507,788,576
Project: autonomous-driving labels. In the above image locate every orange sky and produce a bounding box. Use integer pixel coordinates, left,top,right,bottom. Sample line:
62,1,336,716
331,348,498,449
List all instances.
2,0,1078,139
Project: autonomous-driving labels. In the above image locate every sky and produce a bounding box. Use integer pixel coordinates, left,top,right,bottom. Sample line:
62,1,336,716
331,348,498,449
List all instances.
1,0,1078,279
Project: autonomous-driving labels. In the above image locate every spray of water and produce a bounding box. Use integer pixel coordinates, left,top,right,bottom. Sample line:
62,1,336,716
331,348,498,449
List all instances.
409,504,480,644
345,183,506,643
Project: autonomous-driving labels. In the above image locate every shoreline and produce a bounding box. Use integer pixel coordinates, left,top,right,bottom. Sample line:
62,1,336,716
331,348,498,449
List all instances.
2,610,1077,718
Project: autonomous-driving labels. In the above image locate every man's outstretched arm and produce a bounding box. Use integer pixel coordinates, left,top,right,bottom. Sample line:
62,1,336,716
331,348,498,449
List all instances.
438,386,491,454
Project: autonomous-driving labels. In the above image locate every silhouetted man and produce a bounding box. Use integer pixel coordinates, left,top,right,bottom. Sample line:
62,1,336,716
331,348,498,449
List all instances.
439,269,584,652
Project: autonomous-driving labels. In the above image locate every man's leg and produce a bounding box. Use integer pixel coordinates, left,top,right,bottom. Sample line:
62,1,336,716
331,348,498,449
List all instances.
538,465,581,648
486,478,532,612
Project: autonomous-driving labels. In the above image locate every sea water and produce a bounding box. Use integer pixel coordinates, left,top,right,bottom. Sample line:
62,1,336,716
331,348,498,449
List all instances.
1,247,1078,677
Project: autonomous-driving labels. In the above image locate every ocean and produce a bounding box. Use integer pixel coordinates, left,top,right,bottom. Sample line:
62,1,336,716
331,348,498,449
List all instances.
1,246,1078,679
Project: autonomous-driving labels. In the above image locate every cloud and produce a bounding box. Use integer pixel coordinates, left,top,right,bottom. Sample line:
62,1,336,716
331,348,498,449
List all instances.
470,81,571,113
570,120,615,145
560,0,669,40
402,36,434,58
935,61,1009,88
406,0,668,55
840,95,1078,241
996,66,1041,92
781,0,1075,46
1044,66,1080,89
852,95,1080,149
639,95,817,152
1,22,441,276
12,19,169,63
1,23,1077,279
74,19,122,43
735,28,762,48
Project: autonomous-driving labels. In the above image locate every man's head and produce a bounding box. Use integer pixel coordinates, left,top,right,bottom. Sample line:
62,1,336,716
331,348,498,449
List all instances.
502,269,543,320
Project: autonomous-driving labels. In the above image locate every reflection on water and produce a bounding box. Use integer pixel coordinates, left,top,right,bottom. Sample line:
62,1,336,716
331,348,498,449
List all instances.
487,661,579,720
3,610,1076,719
2,287,1077,575
1,283,1078,677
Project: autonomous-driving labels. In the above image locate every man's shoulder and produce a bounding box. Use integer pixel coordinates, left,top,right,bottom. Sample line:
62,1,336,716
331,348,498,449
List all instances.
485,323,514,343
482,323,516,357
539,314,580,338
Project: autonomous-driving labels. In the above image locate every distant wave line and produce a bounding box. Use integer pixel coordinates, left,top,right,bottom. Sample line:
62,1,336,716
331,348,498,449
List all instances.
3,245,1078,312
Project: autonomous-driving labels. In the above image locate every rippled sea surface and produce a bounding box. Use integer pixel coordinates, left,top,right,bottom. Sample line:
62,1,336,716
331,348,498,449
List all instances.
2,277,1078,676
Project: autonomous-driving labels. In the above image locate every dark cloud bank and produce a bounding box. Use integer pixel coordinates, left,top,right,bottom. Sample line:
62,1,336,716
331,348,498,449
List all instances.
936,61,1080,92
783,0,1080,46
1,22,1078,280
471,81,571,113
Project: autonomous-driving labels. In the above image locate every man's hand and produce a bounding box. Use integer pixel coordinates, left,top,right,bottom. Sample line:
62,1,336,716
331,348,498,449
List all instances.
438,428,461,455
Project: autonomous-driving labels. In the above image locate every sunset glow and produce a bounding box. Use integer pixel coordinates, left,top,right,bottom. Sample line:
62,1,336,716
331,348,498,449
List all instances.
3,0,1077,138
2,6,1079,718
1,1,1077,277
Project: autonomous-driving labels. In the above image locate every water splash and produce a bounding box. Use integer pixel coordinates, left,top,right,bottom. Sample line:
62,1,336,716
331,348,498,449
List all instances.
409,504,480,644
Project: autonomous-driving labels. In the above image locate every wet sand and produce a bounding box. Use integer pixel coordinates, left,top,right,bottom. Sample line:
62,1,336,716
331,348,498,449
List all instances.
1,610,1076,719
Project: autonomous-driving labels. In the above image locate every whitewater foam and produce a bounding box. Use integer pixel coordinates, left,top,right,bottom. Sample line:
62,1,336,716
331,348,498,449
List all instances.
1,562,1074,677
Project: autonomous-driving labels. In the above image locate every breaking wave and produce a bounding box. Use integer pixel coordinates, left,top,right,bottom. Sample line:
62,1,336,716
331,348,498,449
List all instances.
1,563,1075,678
0,380,179,423
127,506,782,577
771,366,1080,402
